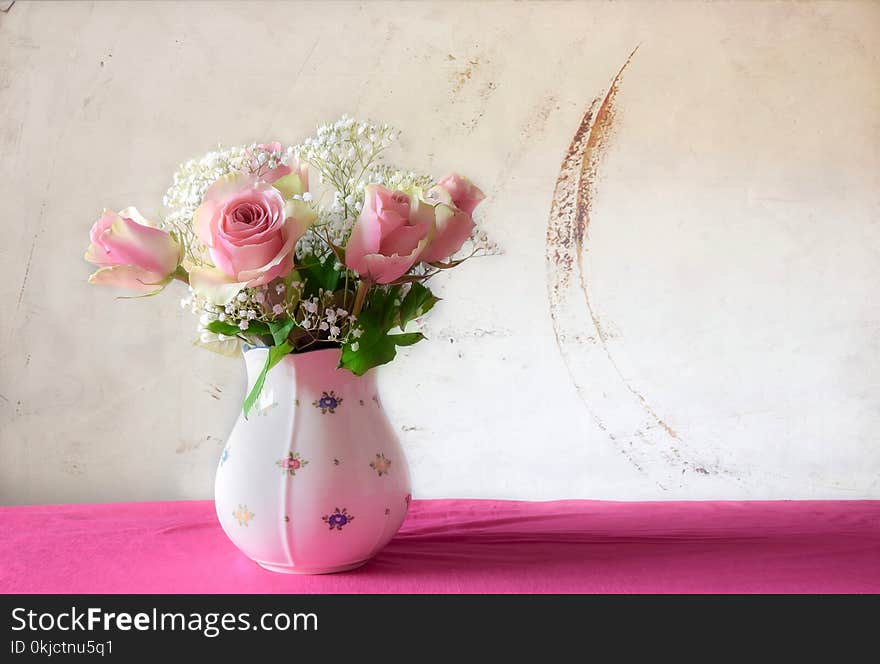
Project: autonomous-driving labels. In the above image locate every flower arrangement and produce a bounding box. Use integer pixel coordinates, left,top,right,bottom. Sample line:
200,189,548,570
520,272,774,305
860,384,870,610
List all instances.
84,116,496,415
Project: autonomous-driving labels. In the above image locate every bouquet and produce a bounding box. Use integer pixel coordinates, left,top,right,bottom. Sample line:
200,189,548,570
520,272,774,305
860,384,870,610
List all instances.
84,116,496,415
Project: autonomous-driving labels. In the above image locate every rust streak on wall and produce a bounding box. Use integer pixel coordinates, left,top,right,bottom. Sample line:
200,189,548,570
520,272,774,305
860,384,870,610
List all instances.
546,46,742,483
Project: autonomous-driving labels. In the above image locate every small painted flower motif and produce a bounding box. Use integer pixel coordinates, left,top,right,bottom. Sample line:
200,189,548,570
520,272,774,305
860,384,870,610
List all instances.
313,391,342,414
370,453,392,476
220,448,230,466
276,452,308,476
322,507,354,531
384,507,391,516
233,505,254,527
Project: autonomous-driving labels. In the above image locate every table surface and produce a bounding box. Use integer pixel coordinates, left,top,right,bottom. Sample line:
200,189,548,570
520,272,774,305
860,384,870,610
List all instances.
2,499,878,593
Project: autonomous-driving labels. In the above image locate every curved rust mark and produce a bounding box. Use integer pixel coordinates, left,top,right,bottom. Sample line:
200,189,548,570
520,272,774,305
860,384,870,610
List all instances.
546,48,653,475
546,47,744,484
568,47,684,443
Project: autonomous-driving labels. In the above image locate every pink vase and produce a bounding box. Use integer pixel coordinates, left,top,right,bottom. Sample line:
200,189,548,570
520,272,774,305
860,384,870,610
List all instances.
215,348,411,574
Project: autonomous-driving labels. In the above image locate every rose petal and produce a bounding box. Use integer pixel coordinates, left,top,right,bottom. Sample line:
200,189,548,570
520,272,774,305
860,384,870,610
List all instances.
419,204,475,263
194,199,221,248
271,172,305,199
234,224,299,286
88,265,169,291
85,209,180,275
188,265,248,305
380,223,431,257
214,233,283,276
436,173,485,215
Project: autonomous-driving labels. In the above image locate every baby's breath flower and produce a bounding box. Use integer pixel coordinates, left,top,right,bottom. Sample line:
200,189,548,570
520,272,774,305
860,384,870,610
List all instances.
465,227,502,257
293,115,430,256
159,116,496,357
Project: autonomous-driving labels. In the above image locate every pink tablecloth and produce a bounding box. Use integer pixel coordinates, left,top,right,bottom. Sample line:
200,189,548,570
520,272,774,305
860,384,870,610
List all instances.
1,499,878,593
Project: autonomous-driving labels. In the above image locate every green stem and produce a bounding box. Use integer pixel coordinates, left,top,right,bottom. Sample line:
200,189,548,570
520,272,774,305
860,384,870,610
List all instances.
352,279,371,317
172,265,189,285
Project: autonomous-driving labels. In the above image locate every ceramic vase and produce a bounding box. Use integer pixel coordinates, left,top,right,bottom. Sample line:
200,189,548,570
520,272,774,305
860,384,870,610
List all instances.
214,348,411,574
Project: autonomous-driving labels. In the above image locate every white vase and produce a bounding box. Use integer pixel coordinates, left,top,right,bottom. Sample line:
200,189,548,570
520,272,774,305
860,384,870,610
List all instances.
214,347,412,574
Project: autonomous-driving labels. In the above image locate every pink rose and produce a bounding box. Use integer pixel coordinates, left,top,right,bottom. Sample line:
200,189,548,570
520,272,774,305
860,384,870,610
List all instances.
434,173,485,215
418,173,485,263
189,171,315,304
345,185,435,284
85,207,182,291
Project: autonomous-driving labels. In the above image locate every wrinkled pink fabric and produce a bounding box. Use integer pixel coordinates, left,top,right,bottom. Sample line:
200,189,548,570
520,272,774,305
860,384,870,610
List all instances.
1,500,878,593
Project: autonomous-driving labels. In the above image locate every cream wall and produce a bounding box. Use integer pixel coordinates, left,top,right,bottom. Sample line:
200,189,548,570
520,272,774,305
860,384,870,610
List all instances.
1,1,878,505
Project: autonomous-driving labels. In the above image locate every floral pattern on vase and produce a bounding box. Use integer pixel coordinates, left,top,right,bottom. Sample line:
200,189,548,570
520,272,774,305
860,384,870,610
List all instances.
215,348,411,574
276,452,308,476
322,508,354,531
233,505,254,527
370,453,392,476
313,390,342,414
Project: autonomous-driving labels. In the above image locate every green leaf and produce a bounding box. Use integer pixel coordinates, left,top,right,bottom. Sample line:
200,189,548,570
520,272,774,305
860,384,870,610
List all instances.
399,282,440,329
338,309,426,376
206,319,270,340
299,251,341,298
390,332,425,347
205,320,241,336
337,309,392,376
242,343,293,418
268,318,297,346
245,321,271,336
364,285,401,330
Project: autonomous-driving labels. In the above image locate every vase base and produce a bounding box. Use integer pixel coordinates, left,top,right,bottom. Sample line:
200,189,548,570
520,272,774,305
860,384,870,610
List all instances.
256,559,368,575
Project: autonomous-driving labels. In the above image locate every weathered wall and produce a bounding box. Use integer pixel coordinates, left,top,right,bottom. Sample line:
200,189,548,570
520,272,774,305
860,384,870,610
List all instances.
1,1,878,504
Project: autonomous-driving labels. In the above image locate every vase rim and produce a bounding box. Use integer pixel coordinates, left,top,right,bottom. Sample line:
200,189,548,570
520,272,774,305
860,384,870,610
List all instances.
241,344,341,357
